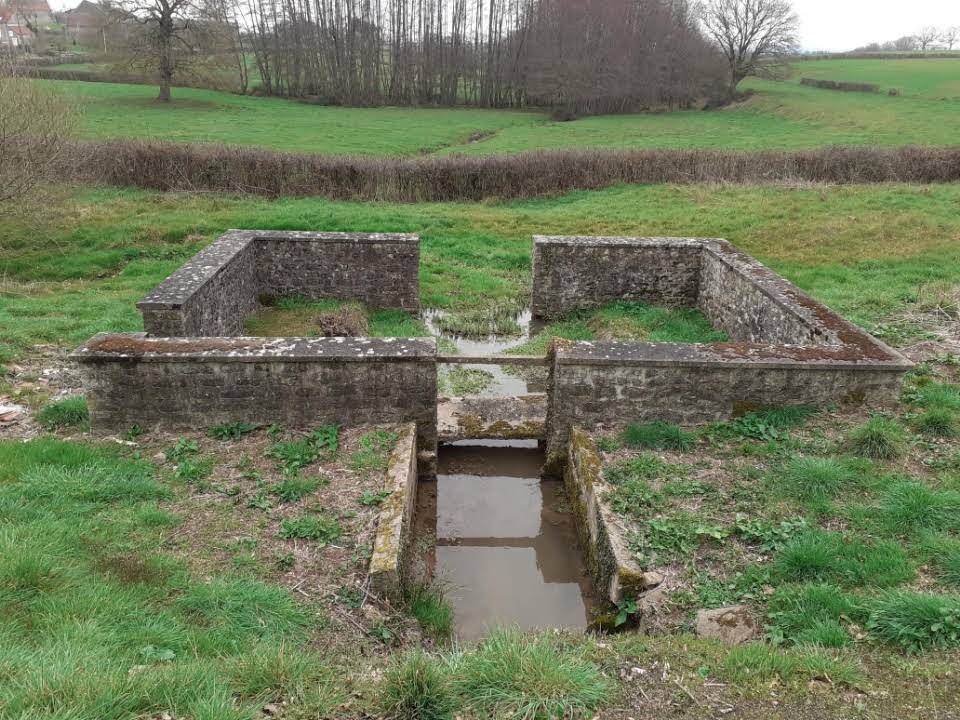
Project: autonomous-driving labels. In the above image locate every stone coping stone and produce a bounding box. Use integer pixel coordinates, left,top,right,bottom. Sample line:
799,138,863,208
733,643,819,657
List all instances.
534,235,712,250
368,423,418,598
553,340,913,370
71,332,436,362
137,230,419,309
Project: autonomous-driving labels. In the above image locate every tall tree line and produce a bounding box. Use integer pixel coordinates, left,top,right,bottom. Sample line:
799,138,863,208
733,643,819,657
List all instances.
235,0,726,112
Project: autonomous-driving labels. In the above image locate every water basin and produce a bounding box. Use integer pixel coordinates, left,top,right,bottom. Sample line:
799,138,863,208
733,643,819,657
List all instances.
417,440,596,641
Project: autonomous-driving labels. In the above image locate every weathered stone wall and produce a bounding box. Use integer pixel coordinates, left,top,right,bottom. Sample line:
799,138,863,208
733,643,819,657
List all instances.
137,230,420,336
531,236,703,320
545,341,911,453
697,241,837,345
255,231,420,311
368,423,419,597
564,427,656,607
72,334,438,461
137,231,259,337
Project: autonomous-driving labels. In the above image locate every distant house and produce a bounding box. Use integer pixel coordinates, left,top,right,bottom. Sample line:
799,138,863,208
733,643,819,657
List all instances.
64,0,110,50
0,0,54,50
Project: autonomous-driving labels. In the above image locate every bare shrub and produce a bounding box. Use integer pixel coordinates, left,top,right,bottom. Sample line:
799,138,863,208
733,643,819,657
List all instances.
317,307,368,337
73,141,960,202
0,59,77,214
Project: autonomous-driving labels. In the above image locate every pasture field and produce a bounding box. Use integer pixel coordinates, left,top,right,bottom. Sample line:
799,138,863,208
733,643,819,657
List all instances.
47,56,960,155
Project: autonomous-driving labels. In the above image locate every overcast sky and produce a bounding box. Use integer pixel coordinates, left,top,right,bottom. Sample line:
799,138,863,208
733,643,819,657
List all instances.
46,0,958,53
789,0,957,51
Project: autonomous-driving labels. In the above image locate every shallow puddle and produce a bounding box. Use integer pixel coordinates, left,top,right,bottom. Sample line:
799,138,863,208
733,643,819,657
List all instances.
416,441,596,641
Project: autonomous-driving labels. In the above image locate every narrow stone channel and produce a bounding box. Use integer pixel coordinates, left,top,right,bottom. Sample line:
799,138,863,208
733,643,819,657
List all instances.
415,439,596,641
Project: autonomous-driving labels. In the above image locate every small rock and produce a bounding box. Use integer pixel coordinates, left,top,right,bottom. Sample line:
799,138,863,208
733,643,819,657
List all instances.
153,452,166,463
642,571,664,589
262,703,280,716
695,605,756,645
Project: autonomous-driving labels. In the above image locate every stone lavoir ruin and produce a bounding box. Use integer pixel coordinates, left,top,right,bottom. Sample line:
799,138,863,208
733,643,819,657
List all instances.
72,231,912,634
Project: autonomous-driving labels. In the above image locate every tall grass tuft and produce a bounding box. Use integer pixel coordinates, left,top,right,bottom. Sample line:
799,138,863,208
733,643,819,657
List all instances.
842,415,907,460
453,629,609,719
916,383,960,410
914,407,959,437
774,529,914,587
380,650,454,720
876,481,960,536
406,582,453,640
723,644,861,685
864,590,960,654
774,455,858,506
766,583,857,647
621,420,696,452
35,396,89,430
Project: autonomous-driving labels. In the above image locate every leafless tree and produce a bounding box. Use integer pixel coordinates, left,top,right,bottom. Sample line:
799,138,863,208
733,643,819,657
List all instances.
0,59,76,214
699,0,798,98
112,0,234,101
893,35,917,51
916,26,939,51
940,26,959,51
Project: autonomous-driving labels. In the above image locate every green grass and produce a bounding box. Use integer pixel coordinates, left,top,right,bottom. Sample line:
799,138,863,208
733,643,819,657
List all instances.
842,415,908,460
49,80,538,155
46,58,960,155
0,439,340,719
790,58,960,100
766,583,858,648
621,420,696,452
772,455,861,508
864,590,960,654
773,529,914,588
35,395,89,430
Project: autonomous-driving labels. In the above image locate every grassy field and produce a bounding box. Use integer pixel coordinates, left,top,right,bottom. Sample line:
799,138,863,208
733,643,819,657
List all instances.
793,57,960,99
45,56,960,155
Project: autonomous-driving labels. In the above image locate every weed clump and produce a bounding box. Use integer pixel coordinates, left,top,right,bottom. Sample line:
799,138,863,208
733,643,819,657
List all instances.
842,415,907,460
35,396,88,430
279,515,341,546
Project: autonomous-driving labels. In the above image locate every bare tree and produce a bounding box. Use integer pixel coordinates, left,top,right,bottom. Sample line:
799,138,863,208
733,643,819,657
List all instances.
699,0,798,98
893,35,917,51
940,26,959,51
113,0,232,101
916,26,939,51
0,60,76,214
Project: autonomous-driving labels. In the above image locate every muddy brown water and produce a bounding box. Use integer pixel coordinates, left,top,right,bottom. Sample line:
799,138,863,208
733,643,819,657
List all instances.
415,440,596,641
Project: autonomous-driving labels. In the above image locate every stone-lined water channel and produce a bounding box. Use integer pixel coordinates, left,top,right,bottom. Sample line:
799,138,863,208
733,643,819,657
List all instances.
415,440,596,640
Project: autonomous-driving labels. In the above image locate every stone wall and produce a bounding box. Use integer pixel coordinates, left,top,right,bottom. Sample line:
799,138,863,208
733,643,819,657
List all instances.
72,334,438,463
137,231,259,337
545,340,911,453
137,230,420,337
697,241,837,345
531,236,703,320
255,232,419,311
